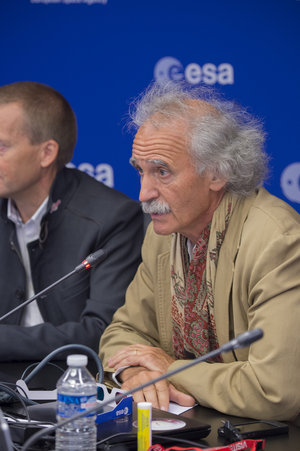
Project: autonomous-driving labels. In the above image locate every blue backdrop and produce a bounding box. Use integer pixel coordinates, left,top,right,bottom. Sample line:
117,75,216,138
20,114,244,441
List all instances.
1,0,299,212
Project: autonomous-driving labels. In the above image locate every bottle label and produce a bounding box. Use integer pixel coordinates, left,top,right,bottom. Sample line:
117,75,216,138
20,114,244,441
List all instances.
57,394,97,418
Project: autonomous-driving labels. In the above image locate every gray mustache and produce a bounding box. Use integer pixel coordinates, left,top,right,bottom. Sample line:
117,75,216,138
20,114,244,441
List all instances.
141,200,171,215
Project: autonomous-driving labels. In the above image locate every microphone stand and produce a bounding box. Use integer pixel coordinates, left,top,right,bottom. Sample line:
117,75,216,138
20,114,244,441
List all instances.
21,328,264,451
0,248,107,323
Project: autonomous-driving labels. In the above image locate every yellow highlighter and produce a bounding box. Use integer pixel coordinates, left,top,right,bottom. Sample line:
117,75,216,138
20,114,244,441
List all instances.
137,402,152,451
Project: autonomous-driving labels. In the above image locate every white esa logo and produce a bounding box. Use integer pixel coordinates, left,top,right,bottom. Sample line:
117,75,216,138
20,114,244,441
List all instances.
154,56,234,86
67,162,114,188
280,162,300,204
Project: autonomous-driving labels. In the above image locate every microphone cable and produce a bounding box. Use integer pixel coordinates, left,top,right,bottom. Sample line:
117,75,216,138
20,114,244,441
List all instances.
0,344,103,409
22,343,104,386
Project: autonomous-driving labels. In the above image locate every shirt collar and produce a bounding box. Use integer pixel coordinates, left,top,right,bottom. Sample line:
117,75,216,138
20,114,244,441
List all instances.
7,197,49,227
186,239,195,261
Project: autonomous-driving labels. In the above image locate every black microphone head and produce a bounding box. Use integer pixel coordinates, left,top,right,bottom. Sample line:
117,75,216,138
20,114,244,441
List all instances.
75,248,107,272
85,248,107,267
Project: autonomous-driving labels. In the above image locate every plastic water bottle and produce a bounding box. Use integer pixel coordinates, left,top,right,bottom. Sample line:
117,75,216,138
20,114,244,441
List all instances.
55,354,98,451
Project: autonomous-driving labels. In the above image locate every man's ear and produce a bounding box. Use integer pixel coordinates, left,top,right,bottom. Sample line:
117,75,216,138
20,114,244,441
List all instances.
209,174,227,192
40,140,59,168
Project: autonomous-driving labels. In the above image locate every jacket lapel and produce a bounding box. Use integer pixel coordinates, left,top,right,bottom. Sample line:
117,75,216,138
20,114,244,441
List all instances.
214,193,257,361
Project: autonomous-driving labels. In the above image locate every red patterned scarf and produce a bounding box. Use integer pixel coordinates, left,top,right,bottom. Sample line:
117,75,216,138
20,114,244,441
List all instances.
170,192,236,360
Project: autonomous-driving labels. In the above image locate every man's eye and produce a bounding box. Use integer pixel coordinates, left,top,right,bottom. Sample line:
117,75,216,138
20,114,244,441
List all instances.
158,168,169,176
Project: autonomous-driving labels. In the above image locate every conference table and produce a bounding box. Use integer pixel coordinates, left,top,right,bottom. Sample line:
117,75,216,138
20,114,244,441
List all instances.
181,404,300,451
0,361,299,450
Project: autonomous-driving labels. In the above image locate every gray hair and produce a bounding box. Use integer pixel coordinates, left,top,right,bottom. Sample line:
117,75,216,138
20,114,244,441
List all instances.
128,82,268,196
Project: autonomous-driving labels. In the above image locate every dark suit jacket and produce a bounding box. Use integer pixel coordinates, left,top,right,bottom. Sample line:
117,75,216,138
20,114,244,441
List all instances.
0,167,143,361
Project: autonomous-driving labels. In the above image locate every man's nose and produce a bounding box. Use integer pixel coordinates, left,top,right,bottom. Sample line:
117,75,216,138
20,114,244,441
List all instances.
139,175,159,202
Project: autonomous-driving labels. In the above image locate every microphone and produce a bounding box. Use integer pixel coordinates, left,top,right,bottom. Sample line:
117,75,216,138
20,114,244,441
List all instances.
74,248,107,272
0,249,107,323
21,328,264,451
221,328,264,352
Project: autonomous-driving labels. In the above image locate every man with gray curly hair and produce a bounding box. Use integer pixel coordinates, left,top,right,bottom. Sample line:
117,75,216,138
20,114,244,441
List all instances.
100,82,300,423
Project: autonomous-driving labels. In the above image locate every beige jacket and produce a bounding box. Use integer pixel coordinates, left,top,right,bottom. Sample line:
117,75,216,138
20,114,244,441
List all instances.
100,188,300,422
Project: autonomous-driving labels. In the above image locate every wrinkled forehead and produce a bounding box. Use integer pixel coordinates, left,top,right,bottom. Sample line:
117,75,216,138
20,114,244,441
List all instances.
131,119,189,165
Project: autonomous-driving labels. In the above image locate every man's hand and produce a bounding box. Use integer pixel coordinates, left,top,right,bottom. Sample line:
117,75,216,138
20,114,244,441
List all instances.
121,367,170,410
108,344,175,373
108,345,195,411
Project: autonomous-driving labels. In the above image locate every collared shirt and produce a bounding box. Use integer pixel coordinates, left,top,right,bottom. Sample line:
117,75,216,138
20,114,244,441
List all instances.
186,239,195,261
7,197,49,327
